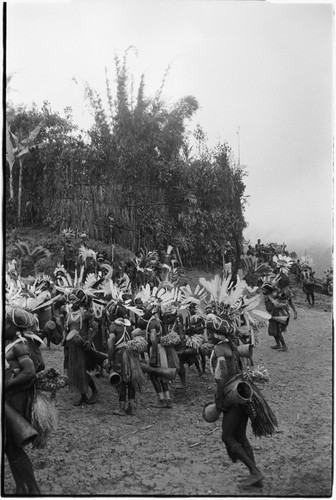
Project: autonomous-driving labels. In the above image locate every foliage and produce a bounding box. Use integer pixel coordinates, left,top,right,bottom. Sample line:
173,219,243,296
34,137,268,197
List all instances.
6,49,247,270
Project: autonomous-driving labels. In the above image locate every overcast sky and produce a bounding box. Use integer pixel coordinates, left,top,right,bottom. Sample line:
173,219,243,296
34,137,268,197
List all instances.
6,0,334,253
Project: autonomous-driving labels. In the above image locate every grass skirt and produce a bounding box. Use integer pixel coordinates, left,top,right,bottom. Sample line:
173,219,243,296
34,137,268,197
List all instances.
68,344,89,394
29,388,58,449
5,386,58,450
164,346,180,370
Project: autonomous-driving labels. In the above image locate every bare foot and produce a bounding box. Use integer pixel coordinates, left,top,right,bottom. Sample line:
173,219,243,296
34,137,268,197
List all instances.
240,472,265,487
87,391,99,404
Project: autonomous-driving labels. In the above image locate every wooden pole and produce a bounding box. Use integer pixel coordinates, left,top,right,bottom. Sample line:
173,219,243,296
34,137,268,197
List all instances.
17,158,23,223
9,162,14,200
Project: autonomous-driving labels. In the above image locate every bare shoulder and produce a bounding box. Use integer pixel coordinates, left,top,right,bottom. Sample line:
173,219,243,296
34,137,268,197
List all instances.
12,341,31,358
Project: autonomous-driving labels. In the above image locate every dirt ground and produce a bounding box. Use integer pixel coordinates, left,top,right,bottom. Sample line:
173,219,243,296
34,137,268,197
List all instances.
3,278,333,497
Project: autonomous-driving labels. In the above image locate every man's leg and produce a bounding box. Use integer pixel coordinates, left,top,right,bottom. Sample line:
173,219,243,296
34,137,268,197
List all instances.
221,406,264,485
270,324,281,349
161,380,172,408
87,373,99,404
113,381,127,415
126,383,136,415
5,435,41,494
150,374,166,407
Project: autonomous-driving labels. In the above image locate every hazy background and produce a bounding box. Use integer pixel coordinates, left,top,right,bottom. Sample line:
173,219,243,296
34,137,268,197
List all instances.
6,1,334,274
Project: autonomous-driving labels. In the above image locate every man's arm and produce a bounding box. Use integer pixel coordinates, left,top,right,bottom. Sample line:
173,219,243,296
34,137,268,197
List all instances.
101,313,108,351
5,344,36,391
107,331,116,369
288,297,298,319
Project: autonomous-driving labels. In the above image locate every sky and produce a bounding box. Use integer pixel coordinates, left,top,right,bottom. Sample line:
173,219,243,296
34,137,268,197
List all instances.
5,0,334,255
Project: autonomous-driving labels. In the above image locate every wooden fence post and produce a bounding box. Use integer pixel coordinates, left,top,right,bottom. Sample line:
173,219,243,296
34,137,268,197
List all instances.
17,158,23,223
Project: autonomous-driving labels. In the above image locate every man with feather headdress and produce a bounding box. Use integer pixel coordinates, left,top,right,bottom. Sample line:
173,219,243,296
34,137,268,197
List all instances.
209,320,267,488
107,317,145,416
134,284,180,407
199,273,278,488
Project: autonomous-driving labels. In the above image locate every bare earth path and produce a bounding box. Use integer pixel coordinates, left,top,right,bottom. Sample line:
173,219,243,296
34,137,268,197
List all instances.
3,285,333,497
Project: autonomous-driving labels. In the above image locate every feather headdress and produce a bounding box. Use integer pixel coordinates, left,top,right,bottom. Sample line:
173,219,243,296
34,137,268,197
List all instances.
54,263,103,310
6,275,54,314
299,255,313,268
199,274,266,336
178,284,207,314
53,264,71,288
98,263,113,280
240,255,273,285
324,267,333,277
101,278,124,301
61,228,75,238
199,274,232,305
78,246,97,266
7,259,18,277
134,283,161,308
272,254,294,274
101,279,144,317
